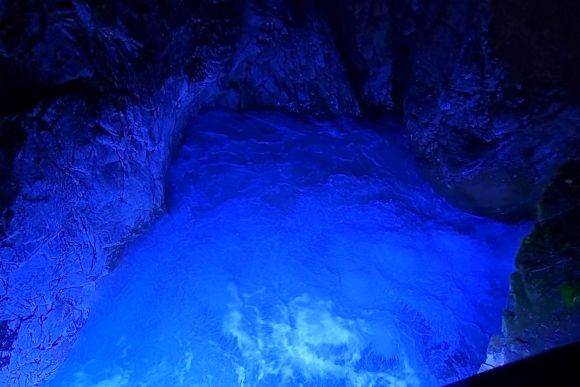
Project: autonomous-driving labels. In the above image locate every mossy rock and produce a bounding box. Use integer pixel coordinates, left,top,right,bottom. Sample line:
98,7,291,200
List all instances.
560,283,580,309
502,160,580,362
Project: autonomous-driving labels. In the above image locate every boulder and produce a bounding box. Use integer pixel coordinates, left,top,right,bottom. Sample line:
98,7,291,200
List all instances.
482,161,580,369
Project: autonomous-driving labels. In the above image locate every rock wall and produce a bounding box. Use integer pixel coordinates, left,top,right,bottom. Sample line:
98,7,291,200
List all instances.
217,0,359,116
403,0,580,221
326,0,418,116
0,80,200,385
0,1,240,385
326,0,580,220
481,161,580,370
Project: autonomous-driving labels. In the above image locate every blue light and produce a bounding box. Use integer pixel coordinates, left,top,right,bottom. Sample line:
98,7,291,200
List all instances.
45,111,529,386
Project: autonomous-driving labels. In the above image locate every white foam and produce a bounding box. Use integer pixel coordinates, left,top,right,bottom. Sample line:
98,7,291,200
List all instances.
70,372,129,387
224,289,419,386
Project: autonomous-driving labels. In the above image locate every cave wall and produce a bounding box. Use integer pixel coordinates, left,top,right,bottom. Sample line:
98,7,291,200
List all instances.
481,161,580,370
314,0,580,221
0,1,241,384
217,0,359,116
404,0,580,221
325,0,418,116
1,0,579,384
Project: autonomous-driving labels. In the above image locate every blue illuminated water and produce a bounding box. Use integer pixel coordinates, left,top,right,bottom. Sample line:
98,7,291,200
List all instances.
47,111,529,387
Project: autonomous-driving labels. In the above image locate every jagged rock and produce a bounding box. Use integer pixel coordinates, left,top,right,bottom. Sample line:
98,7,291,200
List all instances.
1,0,580,385
320,0,580,221
0,78,205,386
218,0,359,116
405,1,580,220
404,0,580,221
0,1,240,385
482,161,580,370
326,0,419,116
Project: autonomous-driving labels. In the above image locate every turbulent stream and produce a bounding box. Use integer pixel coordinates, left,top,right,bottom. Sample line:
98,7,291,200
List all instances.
47,111,529,387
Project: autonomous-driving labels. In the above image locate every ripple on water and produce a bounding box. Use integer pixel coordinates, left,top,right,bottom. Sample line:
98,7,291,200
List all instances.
46,110,530,387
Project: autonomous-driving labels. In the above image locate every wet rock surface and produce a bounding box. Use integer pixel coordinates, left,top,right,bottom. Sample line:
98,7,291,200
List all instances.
481,161,580,370
0,81,206,385
0,1,239,385
218,0,359,116
404,0,580,221
324,0,580,221
326,0,418,116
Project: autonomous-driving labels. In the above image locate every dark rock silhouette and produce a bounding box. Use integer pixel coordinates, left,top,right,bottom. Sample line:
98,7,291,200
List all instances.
481,161,580,370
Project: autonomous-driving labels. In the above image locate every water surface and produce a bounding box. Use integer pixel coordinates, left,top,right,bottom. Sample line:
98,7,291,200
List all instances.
47,111,529,386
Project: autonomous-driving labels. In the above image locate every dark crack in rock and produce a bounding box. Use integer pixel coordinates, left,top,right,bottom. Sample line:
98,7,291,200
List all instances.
0,320,18,369
218,0,359,116
326,0,419,116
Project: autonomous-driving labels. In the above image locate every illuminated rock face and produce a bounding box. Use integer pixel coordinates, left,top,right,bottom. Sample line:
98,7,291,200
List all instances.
0,0,579,385
0,80,203,385
0,2,241,384
218,0,360,116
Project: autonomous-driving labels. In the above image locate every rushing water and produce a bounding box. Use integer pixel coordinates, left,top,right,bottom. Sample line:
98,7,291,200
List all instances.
47,110,529,386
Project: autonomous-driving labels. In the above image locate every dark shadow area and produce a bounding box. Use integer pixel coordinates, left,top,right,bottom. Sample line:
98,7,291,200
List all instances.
448,341,580,387
490,0,580,102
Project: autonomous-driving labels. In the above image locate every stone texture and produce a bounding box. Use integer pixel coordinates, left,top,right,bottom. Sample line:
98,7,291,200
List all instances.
326,0,419,116
404,0,580,221
0,79,212,386
0,1,240,385
217,0,359,116
322,0,580,221
481,161,580,370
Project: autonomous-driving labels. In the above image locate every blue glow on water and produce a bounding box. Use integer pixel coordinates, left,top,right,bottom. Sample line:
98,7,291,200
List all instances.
46,111,529,386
